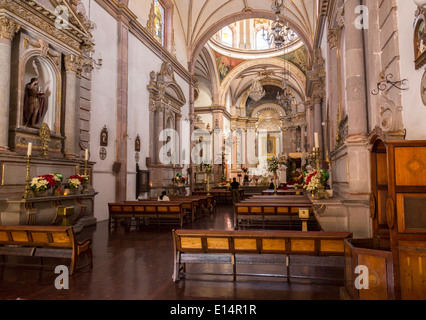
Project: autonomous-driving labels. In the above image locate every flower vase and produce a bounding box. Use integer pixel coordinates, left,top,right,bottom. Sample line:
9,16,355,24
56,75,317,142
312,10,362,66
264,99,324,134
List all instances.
34,189,48,197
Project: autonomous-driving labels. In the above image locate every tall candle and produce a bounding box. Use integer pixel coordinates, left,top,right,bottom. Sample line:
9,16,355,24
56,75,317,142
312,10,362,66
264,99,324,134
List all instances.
314,132,319,149
85,149,89,161
27,143,32,156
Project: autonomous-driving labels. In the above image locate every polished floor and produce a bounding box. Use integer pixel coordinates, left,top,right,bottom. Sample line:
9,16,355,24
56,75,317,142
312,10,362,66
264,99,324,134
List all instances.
0,203,342,301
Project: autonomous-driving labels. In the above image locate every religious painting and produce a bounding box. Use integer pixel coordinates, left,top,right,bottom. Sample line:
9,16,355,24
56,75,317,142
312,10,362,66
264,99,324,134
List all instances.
100,126,108,146
263,136,276,157
214,51,245,83
414,11,426,70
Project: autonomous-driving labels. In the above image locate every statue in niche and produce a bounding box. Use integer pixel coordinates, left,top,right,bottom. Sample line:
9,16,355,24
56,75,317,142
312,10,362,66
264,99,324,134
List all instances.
23,77,46,127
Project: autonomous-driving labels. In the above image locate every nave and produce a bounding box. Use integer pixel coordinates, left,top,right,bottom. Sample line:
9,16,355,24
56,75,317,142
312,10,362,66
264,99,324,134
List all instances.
0,203,341,301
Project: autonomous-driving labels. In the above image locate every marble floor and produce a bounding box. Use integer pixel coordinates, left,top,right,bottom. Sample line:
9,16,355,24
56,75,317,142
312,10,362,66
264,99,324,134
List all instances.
0,203,342,301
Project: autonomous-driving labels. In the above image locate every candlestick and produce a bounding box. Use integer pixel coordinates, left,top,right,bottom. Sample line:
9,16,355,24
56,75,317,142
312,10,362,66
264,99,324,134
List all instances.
23,155,34,199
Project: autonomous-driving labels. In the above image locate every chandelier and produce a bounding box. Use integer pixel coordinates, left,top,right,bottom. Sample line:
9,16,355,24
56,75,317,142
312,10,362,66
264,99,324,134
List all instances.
81,39,102,73
248,76,266,101
262,0,297,49
277,81,294,115
80,0,103,74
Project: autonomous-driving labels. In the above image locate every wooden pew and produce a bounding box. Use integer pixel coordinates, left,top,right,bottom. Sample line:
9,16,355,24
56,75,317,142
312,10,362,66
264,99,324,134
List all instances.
0,225,92,275
108,202,187,229
234,201,314,230
137,198,199,223
262,189,304,196
192,189,245,202
172,229,352,283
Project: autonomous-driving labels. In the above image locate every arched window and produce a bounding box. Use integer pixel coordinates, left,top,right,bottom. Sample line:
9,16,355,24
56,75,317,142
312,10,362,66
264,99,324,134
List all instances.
255,30,271,50
221,26,233,47
154,0,165,46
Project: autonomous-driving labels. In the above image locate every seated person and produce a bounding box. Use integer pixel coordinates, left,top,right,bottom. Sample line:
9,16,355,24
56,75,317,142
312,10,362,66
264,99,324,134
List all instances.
158,191,170,201
269,180,275,190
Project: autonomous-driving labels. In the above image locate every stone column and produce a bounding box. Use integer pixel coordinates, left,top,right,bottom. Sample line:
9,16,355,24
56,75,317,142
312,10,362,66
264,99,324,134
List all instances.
344,0,368,138
300,125,306,152
313,94,324,152
156,107,165,164
0,17,19,150
175,113,182,164
304,99,313,151
64,55,80,157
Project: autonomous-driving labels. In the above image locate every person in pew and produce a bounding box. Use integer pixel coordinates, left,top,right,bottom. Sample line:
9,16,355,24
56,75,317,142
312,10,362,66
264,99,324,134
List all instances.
269,179,275,190
158,191,170,202
229,178,240,203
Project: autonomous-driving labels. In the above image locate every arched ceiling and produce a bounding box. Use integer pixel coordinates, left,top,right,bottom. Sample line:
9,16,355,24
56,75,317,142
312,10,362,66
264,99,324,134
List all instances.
169,0,318,68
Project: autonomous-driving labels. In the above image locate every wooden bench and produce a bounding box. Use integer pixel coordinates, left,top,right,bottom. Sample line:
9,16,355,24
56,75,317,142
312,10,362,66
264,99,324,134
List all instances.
234,201,314,230
192,189,245,202
108,202,187,229
262,189,304,196
0,225,92,275
172,229,352,283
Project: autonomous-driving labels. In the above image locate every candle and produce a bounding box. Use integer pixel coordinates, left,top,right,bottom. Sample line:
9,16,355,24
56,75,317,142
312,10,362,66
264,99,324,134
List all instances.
85,149,89,161
27,143,32,156
314,132,319,149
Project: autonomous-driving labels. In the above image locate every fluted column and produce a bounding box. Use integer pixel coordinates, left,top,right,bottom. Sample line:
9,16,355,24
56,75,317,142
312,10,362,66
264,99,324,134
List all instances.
0,16,19,150
64,55,80,157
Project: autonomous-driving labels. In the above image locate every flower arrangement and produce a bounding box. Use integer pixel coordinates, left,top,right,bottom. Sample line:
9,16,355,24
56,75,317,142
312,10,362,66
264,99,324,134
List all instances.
304,171,321,193
241,167,248,173
67,174,86,189
304,170,330,196
267,157,280,174
204,164,213,174
216,181,230,189
30,175,57,192
172,174,186,185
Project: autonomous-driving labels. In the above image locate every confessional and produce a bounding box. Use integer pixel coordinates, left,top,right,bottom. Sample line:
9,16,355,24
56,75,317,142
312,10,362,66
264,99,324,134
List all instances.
344,140,426,300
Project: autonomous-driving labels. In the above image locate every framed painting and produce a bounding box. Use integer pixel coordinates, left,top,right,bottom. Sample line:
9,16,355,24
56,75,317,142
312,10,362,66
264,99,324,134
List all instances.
414,12,426,70
262,136,276,157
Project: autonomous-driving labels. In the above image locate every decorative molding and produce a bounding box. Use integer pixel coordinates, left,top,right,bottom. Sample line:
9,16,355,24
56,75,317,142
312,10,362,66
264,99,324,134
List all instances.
23,36,61,65
0,15,20,40
94,0,196,86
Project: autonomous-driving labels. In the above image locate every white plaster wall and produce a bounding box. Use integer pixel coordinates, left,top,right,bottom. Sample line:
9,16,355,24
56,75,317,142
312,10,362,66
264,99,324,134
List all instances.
397,0,426,140
174,74,190,171
85,0,118,222
127,33,164,201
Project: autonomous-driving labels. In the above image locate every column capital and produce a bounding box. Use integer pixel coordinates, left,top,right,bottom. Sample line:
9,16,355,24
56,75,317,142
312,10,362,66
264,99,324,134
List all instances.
327,29,338,50
0,16,20,41
64,54,82,77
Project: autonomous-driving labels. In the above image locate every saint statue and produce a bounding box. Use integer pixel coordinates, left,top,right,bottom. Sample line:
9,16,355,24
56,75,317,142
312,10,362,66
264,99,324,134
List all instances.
23,78,46,127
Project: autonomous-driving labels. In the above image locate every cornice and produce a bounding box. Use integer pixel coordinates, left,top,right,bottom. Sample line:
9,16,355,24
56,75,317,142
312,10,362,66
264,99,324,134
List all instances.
194,105,232,120
95,0,196,86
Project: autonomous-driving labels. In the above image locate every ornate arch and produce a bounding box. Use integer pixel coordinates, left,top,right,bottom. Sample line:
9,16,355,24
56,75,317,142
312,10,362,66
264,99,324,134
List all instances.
219,58,306,106
189,10,314,74
18,46,62,133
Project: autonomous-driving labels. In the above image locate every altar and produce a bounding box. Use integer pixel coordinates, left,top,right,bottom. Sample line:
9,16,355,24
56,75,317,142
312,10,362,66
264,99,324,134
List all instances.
0,191,97,234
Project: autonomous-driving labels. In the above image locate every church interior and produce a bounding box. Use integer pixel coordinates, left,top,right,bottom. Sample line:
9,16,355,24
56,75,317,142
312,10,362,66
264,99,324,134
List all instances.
1,0,426,302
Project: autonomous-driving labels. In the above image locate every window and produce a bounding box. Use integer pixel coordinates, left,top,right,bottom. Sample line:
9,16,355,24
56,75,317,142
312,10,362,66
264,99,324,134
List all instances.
221,26,233,47
153,0,165,46
255,30,271,50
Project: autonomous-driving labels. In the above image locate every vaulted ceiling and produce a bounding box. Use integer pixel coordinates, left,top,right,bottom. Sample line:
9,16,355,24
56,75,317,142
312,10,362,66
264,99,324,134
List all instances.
171,0,318,68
